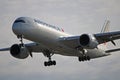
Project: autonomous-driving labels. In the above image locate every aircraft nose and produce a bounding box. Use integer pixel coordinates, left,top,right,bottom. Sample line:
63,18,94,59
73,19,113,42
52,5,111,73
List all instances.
12,17,26,35
12,17,34,36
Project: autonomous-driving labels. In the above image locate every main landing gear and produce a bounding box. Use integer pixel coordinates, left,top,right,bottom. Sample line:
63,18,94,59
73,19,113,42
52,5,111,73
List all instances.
78,49,90,62
43,50,56,67
78,55,90,62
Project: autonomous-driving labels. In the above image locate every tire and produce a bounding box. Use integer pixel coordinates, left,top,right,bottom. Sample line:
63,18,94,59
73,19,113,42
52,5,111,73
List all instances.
53,61,56,65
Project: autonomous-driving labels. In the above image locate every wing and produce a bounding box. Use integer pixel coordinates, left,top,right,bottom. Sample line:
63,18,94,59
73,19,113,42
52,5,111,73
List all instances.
0,42,47,53
25,43,48,52
59,31,120,49
105,48,120,53
0,47,10,51
94,31,120,45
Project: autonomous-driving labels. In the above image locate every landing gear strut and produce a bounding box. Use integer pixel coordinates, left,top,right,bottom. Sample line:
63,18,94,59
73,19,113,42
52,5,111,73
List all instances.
17,35,24,47
17,35,33,57
43,50,56,66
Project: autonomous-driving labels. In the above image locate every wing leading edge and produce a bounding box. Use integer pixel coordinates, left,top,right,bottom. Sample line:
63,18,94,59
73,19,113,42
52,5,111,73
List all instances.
94,31,120,45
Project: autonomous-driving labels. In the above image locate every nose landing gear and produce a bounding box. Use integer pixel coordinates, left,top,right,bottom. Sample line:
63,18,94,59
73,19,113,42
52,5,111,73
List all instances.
17,35,33,57
17,35,24,47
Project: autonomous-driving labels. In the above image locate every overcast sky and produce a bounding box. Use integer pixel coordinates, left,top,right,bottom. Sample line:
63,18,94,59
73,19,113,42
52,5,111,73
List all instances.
0,0,120,80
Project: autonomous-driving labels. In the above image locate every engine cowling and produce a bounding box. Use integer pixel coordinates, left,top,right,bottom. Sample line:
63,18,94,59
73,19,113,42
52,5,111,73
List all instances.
10,44,29,59
79,34,98,49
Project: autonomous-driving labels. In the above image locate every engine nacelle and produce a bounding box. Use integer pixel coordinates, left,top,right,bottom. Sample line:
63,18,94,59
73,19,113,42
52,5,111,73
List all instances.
79,34,98,49
10,44,29,59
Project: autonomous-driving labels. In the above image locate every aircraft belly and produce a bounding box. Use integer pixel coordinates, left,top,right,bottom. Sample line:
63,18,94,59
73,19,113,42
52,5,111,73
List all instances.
54,48,109,59
86,49,109,58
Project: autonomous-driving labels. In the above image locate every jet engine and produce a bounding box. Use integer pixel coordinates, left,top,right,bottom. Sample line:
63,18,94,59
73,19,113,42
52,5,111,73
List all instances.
10,44,29,59
79,34,98,49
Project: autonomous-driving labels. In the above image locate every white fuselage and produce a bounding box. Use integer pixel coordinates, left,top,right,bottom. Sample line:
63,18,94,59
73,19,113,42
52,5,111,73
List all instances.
12,17,109,59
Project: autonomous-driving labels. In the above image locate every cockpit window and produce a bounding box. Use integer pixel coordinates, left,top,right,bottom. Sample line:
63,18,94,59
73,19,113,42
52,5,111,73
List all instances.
14,20,25,23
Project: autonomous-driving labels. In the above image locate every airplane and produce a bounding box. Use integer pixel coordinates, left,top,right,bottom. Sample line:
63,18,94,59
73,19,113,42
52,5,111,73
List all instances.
0,17,120,67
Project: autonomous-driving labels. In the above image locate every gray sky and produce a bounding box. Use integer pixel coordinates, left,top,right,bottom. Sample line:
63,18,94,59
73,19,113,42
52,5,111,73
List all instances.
0,0,120,80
